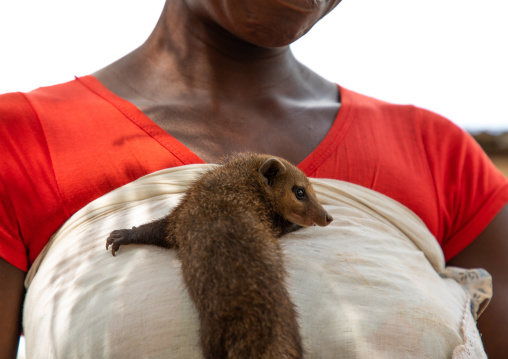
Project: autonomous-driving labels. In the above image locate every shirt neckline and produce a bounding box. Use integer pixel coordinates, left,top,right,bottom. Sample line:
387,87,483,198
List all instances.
76,75,354,174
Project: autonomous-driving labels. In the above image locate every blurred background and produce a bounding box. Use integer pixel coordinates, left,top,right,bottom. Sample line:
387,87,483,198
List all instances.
2,1,507,356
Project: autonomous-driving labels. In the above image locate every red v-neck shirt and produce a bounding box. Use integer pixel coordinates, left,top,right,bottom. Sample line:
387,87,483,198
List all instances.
1,76,507,271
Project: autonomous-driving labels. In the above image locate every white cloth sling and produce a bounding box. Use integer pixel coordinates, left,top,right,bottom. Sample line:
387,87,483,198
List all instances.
23,164,491,358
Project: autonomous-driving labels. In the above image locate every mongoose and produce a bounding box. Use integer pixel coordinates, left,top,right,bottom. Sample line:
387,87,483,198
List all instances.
106,153,333,359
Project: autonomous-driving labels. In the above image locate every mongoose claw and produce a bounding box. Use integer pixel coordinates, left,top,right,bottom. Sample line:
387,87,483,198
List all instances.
106,229,132,256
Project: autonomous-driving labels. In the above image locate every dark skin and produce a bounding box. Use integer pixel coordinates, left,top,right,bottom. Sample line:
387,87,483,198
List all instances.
1,0,507,357
0,258,25,359
448,205,508,358
93,0,341,164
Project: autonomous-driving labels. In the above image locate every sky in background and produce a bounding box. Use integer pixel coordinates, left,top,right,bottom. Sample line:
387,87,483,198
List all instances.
1,0,507,132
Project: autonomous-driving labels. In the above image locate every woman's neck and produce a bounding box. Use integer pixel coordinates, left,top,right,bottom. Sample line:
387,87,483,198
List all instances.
92,0,340,164
94,0,321,107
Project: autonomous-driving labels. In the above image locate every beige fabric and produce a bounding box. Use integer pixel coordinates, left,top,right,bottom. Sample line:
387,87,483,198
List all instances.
24,164,490,358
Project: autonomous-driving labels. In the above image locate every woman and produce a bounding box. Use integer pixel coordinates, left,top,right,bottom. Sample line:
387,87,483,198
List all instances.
1,0,507,357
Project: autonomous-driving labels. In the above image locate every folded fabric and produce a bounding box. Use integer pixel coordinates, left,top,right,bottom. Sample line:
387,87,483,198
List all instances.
24,164,491,358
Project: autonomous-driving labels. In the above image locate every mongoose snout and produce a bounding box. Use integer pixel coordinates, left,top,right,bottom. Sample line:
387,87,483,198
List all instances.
322,213,334,226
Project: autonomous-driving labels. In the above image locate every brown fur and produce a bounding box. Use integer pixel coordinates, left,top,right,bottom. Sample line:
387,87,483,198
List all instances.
106,153,333,359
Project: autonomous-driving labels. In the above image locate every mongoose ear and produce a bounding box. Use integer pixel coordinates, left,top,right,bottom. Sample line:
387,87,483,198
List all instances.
259,158,286,186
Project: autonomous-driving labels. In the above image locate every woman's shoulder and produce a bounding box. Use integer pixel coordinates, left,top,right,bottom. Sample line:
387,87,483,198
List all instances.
0,77,94,128
339,86,477,148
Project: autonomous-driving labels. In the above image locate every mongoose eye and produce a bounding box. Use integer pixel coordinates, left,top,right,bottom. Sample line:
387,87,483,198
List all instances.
294,187,305,200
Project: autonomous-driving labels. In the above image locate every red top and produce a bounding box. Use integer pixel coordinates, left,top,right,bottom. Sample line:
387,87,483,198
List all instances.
1,76,507,271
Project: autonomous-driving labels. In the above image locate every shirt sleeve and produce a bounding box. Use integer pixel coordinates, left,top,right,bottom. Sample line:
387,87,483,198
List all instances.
0,181,27,270
0,92,33,270
418,108,508,261
0,91,69,271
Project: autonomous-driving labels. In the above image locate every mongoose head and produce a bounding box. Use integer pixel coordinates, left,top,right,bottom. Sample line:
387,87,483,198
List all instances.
259,157,333,228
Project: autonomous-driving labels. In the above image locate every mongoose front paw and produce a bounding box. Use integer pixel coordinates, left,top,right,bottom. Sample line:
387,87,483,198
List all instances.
106,227,136,256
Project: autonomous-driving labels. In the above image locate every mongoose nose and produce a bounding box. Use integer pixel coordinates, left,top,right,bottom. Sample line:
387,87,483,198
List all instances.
325,213,333,225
